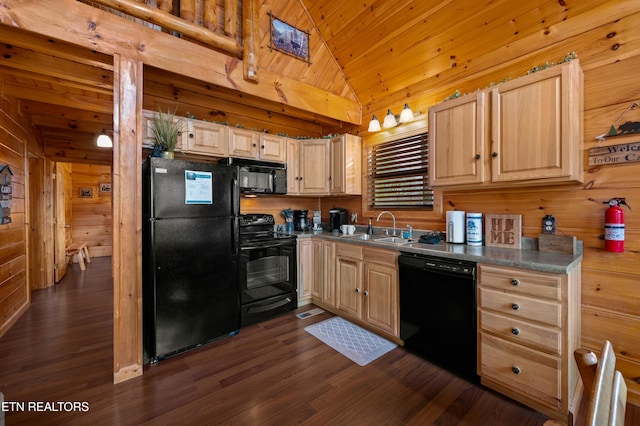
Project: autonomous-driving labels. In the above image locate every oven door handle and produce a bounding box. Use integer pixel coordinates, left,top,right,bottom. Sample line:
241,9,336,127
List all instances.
247,297,292,314
241,240,295,250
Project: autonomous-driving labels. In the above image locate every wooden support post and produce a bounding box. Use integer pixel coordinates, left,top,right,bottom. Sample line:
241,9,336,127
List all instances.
112,53,143,384
225,0,237,37
243,0,259,82
203,0,217,32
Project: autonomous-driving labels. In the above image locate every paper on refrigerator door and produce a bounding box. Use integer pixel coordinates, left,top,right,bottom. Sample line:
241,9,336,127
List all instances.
184,170,213,204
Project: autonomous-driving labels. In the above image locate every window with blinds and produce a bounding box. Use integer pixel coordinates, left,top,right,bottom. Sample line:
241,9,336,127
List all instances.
366,132,433,208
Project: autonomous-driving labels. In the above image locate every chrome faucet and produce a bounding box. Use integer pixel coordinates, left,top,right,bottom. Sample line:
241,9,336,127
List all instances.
376,211,396,236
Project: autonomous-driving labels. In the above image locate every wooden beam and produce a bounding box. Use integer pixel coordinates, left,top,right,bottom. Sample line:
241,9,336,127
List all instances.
0,0,361,125
88,0,242,56
243,0,259,82
3,82,113,115
111,53,143,384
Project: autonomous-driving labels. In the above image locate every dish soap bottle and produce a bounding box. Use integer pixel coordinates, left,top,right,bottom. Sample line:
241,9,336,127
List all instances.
367,219,373,235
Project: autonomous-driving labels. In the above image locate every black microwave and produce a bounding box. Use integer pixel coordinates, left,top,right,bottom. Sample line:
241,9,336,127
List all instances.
220,157,287,194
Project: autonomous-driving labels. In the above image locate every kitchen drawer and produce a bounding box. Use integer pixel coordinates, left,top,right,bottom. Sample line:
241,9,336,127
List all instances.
480,310,561,355
363,247,397,266
478,264,561,301
336,243,363,260
480,334,561,409
479,288,561,327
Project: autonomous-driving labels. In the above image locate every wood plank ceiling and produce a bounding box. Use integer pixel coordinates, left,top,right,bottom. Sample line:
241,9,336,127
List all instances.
0,0,618,164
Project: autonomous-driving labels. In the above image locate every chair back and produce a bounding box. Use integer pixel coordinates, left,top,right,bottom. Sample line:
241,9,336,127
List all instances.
575,340,627,426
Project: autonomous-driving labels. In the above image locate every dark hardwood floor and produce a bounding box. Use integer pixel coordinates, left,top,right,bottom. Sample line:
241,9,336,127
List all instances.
1,257,637,425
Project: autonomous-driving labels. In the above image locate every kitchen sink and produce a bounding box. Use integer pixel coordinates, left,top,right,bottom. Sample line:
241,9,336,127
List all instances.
349,234,373,240
374,237,415,244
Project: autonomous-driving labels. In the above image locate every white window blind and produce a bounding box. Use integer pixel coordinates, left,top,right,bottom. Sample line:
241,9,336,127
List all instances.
366,132,433,208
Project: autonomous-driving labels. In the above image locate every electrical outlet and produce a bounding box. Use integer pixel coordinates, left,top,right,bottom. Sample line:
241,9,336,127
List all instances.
351,212,357,223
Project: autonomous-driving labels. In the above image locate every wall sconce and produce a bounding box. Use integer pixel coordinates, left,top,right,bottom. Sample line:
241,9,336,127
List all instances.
383,109,398,128
367,115,381,132
399,103,414,123
368,104,416,132
96,129,113,148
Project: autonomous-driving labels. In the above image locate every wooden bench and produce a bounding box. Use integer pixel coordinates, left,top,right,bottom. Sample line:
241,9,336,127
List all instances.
66,242,91,270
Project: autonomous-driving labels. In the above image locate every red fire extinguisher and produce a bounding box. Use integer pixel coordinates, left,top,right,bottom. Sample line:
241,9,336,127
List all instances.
603,198,630,252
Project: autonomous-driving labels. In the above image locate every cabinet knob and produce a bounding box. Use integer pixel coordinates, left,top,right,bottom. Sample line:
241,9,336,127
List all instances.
189,133,194,138
511,366,522,375
511,327,520,335
511,303,520,311
511,278,520,286
491,152,498,158
252,143,257,148
261,145,265,149
355,288,361,293
364,291,369,297
475,154,481,160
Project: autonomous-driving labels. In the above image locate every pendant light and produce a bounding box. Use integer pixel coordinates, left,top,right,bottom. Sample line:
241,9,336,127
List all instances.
96,129,113,148
382,109,397,128
399,103,414,123
368,115,381,132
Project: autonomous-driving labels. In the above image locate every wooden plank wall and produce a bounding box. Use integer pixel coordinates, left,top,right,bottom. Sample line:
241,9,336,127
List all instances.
70,164,113,258
0,95,30,337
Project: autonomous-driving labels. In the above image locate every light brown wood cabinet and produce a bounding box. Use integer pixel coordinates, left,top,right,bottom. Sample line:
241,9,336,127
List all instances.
287,138,331,195
477,263,581,423
228,128,286,162
330,134,362,195
335,243,399,338
428,59,583,189
301,239,336,308
142,109,189,152
182,119,229,157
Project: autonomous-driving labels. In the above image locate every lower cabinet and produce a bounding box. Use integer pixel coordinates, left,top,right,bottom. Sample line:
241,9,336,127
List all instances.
335,243,399,338
477,263,581,423
297,239,323,305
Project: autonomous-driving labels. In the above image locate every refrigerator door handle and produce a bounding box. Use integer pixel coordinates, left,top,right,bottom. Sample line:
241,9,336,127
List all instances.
232,175,239,217
232,216,239,259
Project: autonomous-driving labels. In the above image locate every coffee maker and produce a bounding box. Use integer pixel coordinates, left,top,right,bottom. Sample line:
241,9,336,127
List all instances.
329,208,348,232
293,210,309,231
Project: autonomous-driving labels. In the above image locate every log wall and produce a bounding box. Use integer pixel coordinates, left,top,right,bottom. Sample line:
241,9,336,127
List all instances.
0,96,30,337
70,164,113,258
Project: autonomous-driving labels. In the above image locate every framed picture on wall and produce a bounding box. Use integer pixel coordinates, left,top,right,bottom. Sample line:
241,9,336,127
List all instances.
79,187,92,198
99,182,111,193
268,12,311,65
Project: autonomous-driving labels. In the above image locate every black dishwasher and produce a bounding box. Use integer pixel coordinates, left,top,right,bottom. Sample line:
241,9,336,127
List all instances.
398,253,478,382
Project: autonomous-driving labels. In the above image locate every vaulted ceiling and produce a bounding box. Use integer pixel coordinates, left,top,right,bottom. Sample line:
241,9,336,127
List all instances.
0,0,633,164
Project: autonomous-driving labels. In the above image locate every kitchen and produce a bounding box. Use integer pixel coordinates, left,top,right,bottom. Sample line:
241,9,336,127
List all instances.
0,0,639,424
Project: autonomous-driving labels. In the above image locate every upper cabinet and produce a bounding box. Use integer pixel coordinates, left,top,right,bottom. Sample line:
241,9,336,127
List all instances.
288,138,331,195
330,134,362,195
183,119,229,157
428,60,583,189
229,128,287,163
287,135,362,196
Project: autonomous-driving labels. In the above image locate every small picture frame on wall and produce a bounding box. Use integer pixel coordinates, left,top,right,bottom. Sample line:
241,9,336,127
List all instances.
99,182,111,193
79,187,92,198
268,11,311,65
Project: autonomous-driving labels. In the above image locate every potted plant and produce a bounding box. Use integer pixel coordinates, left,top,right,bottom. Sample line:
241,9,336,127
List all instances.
150,106,183,159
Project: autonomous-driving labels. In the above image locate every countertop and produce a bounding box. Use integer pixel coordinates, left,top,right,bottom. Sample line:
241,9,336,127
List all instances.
295,231,582,274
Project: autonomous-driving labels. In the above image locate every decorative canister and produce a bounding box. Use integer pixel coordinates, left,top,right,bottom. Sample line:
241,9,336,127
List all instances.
466,212,483,246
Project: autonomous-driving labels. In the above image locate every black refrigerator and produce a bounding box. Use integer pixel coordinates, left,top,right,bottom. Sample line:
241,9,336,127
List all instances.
143,157,240,364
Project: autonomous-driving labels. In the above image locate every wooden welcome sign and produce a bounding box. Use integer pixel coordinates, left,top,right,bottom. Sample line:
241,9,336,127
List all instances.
485,214,522,249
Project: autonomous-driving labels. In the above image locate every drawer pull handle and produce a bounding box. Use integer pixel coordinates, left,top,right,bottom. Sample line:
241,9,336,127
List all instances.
511,303,520,311
511,327,520,335
511,279,520,286
512,366,522,375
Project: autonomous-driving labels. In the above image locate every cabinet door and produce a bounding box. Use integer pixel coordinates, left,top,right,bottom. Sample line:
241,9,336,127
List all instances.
142,110,188,152
286,138,300,195
297,239,313,302
185,120,229,156
299,139,330,195
336,256,362,317
330,134,362,195
364,262,398,336
311,239,323,299
491,60,582,183
322,241,335,307
260,134,286,163
428,91,487,187
229,128,259,159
